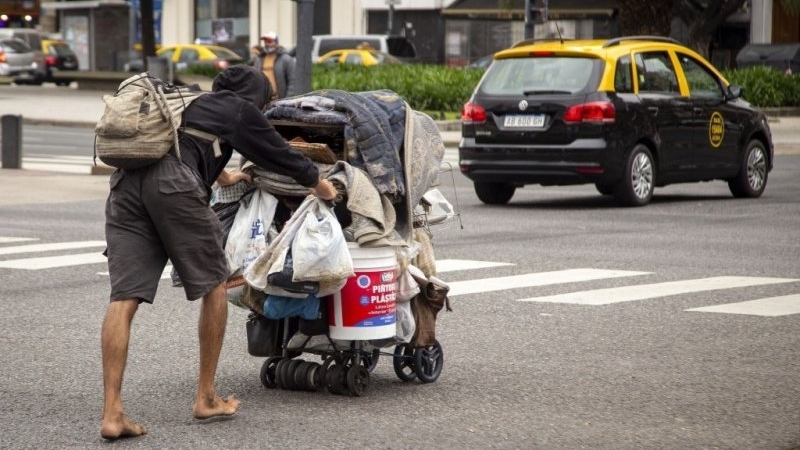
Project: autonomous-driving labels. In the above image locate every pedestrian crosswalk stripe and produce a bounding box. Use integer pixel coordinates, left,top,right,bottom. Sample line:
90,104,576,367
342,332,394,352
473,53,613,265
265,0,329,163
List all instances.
448,268,650,296
0,237,38,244
0,252,106,270
686,294,800,317
436,259,514,273
517,276,799,305
0,240,106,256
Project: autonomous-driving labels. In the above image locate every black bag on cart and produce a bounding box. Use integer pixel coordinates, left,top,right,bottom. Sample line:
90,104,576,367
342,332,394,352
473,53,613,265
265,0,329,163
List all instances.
298,296,329,336
246,312,298,357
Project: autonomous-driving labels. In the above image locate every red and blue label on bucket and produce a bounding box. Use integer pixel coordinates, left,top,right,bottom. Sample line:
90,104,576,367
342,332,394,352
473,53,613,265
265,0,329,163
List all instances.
336,268,397,328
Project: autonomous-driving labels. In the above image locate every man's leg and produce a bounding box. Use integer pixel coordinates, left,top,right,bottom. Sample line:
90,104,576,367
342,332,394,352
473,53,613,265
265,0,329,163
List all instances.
192,282,241,419
100,299,147,439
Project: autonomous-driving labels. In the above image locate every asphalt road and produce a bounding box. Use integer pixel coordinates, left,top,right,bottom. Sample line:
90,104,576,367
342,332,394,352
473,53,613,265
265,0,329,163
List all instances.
1,83,798,449
0,154,798,449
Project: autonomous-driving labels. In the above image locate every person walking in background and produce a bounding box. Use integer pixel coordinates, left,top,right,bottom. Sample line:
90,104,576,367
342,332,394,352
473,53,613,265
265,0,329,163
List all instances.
99,65,336,440
249,31,295,100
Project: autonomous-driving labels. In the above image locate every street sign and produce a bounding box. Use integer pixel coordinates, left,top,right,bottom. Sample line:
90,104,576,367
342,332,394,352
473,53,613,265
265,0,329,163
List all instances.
386,0,401,5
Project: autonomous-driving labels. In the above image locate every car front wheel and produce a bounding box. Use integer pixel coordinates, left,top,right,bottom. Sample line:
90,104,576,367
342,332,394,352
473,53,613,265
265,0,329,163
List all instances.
474,182,515,205
728,140,768,198
614,144,654,207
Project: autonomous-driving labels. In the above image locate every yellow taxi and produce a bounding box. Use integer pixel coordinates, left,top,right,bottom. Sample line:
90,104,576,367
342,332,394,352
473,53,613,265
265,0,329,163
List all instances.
316,48,402,66
124,44,246,72
460,36,774,206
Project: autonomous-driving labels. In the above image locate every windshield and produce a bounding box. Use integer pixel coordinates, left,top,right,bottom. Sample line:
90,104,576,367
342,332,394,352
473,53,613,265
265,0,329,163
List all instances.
480,56,601,95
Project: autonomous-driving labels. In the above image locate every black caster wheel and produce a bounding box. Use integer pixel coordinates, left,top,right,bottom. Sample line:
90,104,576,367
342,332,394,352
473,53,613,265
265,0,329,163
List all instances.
303,362,321,392
284,359,304,390
274,358,290,390
316,356,336,391
360,348,380,373
392,344,417,382
346,364,370,397
414,340,444,383
325,364,348,395
259,356,282,389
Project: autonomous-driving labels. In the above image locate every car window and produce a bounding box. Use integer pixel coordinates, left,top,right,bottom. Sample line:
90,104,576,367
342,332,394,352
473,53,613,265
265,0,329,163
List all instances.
180,49,199,63
318,38,381,55
1,39,31,53
635,51,679,93
480,56,598,95
676,53,724,99
209,47,241,59
51,43,76,57
159,48,176,61
614,55,633,93
344,53,362,65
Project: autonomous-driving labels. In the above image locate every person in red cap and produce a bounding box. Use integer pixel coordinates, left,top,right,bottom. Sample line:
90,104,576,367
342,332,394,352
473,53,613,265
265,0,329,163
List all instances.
249,31,296,99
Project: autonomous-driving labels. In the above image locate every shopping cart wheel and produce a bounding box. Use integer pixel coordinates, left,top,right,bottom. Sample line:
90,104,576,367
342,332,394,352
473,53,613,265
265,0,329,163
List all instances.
315,356,336,391
392,344,417,382
259,356,282,389
360,348,380,373
274,358,291,390
414,340,444,383
326,364,349,395
346,364,370,397
284,359,304,390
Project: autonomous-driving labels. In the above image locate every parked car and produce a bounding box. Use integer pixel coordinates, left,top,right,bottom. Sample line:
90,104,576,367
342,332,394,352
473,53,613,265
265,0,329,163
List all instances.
309,34,416,63
0,38,39,85
0,28,45,84
41,39,79,86
316,48,403,66
459,36,774,206
124,44,246,73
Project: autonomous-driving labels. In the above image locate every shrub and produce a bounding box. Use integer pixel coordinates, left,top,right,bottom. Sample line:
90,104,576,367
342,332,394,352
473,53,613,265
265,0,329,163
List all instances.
312,64,483,112
723,66,800,107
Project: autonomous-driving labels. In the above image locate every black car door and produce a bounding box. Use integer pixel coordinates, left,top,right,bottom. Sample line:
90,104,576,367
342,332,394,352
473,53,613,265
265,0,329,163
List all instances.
674,52,742,176
633,51,694,179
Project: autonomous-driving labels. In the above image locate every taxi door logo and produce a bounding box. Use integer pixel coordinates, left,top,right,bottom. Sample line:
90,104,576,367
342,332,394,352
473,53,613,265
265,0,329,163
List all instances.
709,111,724,148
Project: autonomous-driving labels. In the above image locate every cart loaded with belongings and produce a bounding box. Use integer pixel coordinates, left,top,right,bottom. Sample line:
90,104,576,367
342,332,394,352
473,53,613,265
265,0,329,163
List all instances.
216,89,459,396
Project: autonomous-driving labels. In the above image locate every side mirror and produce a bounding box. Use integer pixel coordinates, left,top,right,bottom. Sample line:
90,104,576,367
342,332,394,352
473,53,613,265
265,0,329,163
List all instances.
727,84,743,100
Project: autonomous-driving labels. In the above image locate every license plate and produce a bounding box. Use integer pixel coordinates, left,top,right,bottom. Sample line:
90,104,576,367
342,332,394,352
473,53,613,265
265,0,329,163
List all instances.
504,114,546,128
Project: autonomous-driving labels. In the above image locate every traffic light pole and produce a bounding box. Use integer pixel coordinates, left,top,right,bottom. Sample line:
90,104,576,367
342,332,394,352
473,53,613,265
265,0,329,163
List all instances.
293,0,315,96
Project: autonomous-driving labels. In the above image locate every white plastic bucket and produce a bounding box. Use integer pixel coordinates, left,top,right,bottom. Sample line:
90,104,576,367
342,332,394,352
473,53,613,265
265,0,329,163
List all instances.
328,243,397,340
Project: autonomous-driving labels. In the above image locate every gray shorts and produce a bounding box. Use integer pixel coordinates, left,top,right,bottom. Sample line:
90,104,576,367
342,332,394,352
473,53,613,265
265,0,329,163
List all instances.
105,155,228,303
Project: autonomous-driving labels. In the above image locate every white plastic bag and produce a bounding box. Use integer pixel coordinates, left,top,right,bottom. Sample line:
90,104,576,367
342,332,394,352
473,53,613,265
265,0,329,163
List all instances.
224,189,278,275
291,199,354,283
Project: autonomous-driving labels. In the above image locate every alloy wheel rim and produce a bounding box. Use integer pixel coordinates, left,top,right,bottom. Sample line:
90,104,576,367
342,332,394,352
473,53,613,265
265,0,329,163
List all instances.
747,147,766,191
631,152,653,199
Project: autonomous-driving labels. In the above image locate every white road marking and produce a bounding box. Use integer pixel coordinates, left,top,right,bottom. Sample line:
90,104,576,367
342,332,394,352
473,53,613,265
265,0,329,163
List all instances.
0,237,38,244
0,240,106,256
0,252,106,269
686,294,800,317
518,276,799,305
448,268,650,296
96,266,173,279
435,259,514,273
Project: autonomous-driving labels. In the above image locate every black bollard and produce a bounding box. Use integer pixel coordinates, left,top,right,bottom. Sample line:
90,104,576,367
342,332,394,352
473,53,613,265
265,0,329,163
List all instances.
1,114,22,169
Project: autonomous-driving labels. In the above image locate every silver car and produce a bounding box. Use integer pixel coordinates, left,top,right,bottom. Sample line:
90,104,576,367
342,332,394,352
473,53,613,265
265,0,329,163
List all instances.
0,38,38,84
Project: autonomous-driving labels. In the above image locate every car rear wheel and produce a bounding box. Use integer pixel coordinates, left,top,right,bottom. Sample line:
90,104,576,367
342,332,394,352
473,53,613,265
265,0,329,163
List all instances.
474,182,515,205
614,144,654,207
728,140,768,198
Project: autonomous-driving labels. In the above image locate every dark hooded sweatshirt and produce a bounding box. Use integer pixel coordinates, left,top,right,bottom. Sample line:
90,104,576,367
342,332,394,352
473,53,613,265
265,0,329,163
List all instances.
177,65,319,191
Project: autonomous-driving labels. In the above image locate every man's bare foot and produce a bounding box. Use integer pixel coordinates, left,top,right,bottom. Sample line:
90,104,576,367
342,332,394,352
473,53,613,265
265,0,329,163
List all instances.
192,394,241,420
100,414,147,440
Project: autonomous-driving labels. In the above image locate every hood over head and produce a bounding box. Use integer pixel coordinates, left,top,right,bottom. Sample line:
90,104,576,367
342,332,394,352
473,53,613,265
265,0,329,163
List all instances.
212,65,272,111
